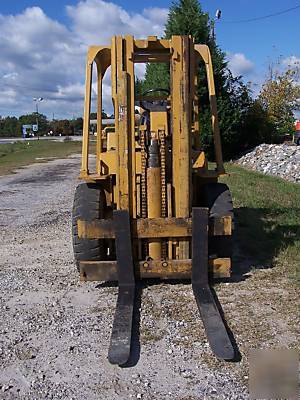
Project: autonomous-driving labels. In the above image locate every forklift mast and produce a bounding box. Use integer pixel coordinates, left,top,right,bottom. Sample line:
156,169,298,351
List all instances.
73,36,235,365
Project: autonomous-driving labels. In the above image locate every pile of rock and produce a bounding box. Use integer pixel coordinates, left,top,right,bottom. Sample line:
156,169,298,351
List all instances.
236,143,300,183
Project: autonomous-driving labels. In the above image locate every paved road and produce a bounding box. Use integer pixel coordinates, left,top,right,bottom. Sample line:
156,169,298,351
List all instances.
0,136,82,144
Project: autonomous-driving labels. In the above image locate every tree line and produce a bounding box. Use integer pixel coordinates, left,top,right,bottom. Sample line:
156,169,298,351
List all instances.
0,112,111,138
0,114,84,137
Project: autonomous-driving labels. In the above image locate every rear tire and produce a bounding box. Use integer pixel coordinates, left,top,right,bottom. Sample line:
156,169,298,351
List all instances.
202,183,234,258
72,183,107,271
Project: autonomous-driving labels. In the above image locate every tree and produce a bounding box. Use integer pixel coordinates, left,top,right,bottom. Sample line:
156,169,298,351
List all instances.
258,61,300,135
19,113,49,135
139,64,170,94
71,117,83,134
0,116,21,137
210,73,253,158
50,119,73,136
142,0,226,94
164,0,227,98
90,110,109,120
139,0,255,159
240,100,275,148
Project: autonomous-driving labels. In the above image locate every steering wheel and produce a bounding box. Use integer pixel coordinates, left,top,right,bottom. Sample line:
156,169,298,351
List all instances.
140,88,170,112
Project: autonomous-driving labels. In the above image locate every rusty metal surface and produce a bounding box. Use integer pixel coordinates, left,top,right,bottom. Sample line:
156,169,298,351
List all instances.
79,257,231,281
80,261,117,281
77,215,232,240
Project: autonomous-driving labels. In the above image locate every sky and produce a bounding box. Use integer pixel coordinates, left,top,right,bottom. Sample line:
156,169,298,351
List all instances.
0,0,299,119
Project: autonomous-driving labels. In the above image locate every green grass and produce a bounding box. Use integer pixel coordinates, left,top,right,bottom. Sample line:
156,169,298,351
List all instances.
220,163,300,282
202,163,299,382
0,140,82,175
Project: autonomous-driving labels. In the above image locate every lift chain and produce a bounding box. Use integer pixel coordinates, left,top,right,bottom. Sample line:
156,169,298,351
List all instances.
140,127,148,258
140,127,147,219
159,130,167,259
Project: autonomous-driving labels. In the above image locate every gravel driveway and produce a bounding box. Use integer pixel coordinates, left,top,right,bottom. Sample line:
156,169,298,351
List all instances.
1,155,251,399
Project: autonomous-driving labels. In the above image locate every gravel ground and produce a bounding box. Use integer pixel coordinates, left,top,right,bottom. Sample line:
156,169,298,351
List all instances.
1,154,293,399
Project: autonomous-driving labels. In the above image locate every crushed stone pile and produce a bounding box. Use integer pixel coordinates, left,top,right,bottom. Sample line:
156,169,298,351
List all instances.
236,143,300,183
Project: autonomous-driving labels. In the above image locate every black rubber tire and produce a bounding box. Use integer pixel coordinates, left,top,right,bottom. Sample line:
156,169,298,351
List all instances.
72,183,106,270
202,183,234,258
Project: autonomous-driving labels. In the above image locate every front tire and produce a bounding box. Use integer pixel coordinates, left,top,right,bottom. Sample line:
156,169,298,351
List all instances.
72,183,107,270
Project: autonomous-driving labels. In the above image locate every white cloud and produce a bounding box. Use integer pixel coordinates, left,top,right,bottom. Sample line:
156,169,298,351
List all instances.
227,52,255,77
0,6,83,117
0,1,168,118
66,1,168,44
143,7,169,26
282,55,300,67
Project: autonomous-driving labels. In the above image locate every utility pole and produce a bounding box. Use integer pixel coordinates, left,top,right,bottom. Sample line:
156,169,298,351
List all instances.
33,97,43,140
212,9,222,39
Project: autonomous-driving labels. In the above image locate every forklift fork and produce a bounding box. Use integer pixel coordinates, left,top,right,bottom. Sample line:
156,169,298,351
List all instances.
192,208,235,360
108,208,234,366
108,210,135,365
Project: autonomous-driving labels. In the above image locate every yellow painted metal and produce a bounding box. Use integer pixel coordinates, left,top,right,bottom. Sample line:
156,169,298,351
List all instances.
79,257,231,281
111,36,117,113
192,151,206,169
124,35,137,218
170,36,191,259
96,62,102,175
195,45,225,174
167,183,173,259
81,46,111,178
110,36,136,214
80,37,225,182
116,71,130,210
134,38,170,50
99,151,141,176
81,51,92,176
78,35,232,277
79,174,110,182
77,216,232,239
100,152,116,175
150,111,168,134
106,130,116,150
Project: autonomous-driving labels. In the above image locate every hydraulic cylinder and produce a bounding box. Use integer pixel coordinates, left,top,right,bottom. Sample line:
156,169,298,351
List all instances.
147,137,161,259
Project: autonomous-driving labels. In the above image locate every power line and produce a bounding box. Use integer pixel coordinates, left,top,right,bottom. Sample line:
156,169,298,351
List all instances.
222,4,300,23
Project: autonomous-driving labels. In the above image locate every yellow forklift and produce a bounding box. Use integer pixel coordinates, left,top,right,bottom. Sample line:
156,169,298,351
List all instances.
72,36,235,365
